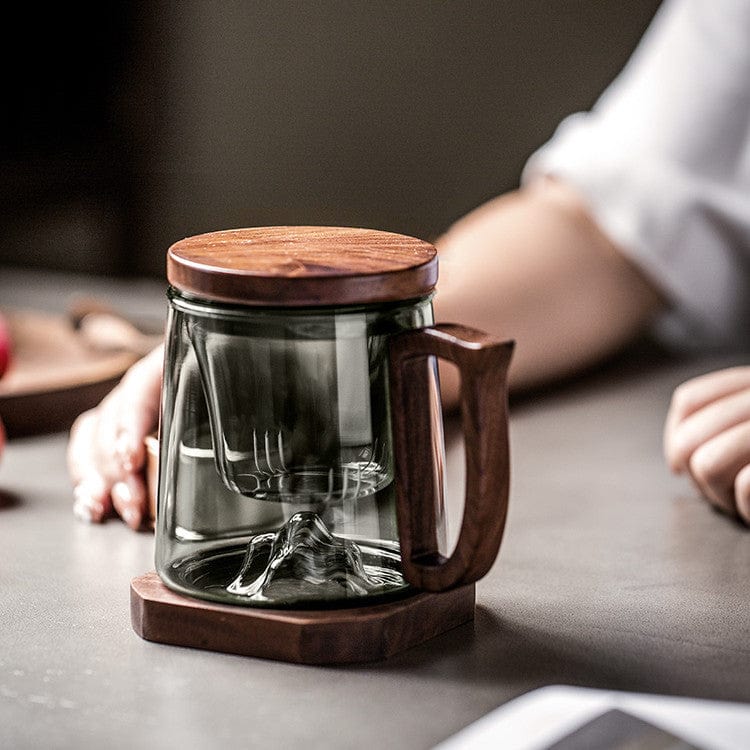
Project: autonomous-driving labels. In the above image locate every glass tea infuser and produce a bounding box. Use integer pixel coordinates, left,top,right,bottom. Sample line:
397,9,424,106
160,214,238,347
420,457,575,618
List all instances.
131,226,514,664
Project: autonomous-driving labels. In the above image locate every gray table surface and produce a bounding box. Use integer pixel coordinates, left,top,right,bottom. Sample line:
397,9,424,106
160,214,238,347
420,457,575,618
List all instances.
1,269,749,749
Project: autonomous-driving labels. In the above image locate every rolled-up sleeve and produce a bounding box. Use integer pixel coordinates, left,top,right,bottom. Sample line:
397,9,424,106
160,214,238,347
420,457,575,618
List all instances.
523,0,750,350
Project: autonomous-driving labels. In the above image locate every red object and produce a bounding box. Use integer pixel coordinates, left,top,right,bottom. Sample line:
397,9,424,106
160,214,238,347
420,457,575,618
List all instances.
0,313,12,378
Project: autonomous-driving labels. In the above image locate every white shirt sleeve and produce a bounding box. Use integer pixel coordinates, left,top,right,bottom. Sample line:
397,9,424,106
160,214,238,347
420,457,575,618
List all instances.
522,0,750,350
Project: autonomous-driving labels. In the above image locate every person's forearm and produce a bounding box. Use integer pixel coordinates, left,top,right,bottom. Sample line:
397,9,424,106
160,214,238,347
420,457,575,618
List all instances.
434,179,665,403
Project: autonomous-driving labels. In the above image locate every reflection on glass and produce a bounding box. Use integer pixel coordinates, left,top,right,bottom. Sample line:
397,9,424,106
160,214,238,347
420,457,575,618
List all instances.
155,291,445,608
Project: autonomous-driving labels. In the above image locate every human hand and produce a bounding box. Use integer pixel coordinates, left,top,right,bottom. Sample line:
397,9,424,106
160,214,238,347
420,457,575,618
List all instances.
664,366,750,524
67,344,164,529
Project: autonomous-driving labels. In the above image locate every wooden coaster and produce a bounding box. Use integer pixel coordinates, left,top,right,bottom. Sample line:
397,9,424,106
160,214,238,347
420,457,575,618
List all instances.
131,571,475,665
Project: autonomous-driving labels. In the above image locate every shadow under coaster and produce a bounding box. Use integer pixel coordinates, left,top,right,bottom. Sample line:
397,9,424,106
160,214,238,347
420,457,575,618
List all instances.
130,571,475,665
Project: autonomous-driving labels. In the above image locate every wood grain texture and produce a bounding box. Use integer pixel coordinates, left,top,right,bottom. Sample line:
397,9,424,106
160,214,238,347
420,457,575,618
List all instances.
388,324,514,592
167,226,437,306
0,309,140,437
130,571,475,665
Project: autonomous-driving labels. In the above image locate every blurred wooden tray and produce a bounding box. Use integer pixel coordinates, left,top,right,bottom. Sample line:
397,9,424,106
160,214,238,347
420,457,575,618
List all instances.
0,308,140,437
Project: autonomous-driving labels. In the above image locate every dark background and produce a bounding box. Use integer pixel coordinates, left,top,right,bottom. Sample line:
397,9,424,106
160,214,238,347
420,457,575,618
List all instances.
1,1,662,280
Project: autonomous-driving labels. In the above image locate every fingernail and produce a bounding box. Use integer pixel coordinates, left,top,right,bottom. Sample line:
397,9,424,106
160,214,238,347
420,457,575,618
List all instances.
75,475,106,500
73,484,105,523
122,506,142,529
115,433,136,472
113,481,142,529
73,496,104,523
111,481,133,506
73,498,94,523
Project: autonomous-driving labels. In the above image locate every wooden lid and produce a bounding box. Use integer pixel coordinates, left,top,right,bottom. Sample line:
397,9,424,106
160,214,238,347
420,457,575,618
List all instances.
167,226,438,306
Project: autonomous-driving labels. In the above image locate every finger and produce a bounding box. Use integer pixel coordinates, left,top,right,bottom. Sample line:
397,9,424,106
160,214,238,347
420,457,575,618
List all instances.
666,367,750,434
92,385,131,482
72,474,113,524
67,409,113,523
734,463,750,526
688,421,750,516
67,409,100,485
111,473,148,530
665,387,750,474
66,407,117,495
111,345,164,473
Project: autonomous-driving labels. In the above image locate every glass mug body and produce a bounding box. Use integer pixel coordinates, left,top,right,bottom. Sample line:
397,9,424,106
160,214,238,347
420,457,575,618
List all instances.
155,288,447,609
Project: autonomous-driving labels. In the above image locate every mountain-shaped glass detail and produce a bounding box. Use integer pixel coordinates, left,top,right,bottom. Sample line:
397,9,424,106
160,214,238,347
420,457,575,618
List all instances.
226,511,405,603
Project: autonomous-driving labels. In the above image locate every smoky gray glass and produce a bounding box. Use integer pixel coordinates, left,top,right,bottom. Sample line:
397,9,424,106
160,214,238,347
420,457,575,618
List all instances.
155,289,445,608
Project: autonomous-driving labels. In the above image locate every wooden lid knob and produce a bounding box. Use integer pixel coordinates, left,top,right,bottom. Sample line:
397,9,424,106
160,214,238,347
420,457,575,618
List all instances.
167,226,438,307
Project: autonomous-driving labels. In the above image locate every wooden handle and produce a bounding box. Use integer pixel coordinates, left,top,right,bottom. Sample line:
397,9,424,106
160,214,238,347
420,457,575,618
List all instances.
388,324,514,592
